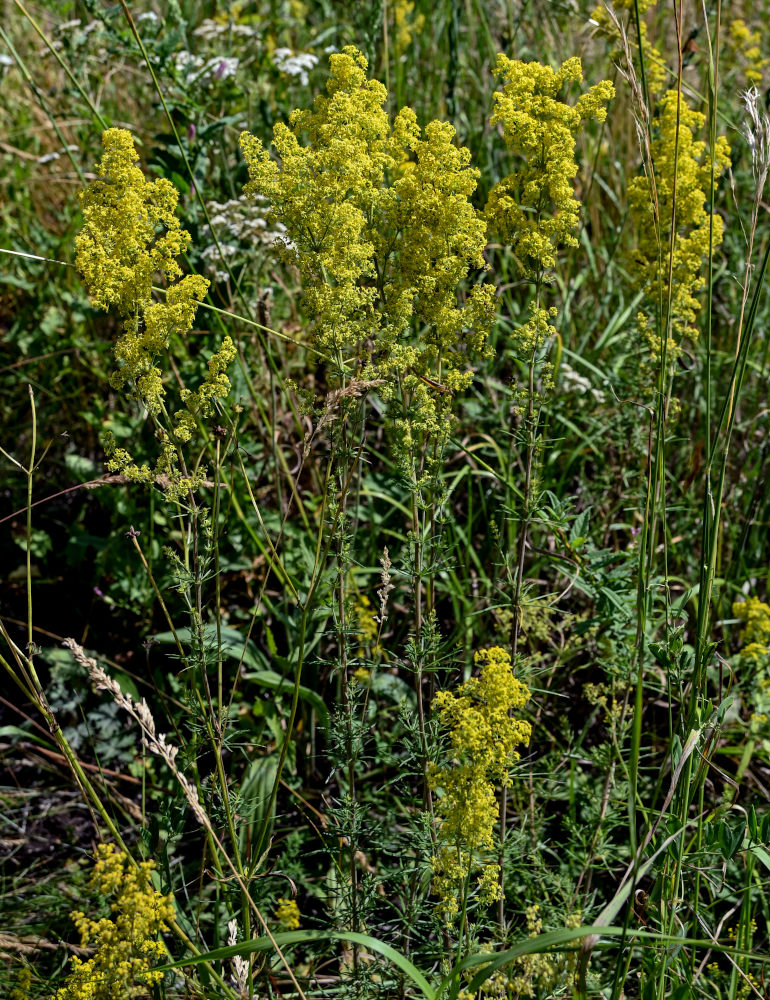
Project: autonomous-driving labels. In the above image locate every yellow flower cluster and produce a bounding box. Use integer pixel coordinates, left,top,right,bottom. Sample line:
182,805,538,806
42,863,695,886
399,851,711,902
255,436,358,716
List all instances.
54,844,174,1000
591,0,667,97
240,46,494,465
478,905,572,998
628,91,730,363
584,681,623,726
76,128,209,413
485,56,614,278
10,967,31,1000
275,897,301,930
733,595,770,662
392,0,425,58
726,18,769,87
76,129,237,499
430,647,531,918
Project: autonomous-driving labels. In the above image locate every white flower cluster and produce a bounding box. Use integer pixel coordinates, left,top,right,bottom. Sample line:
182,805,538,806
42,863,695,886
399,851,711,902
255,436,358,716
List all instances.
559,362,606,403
194,18,260,40
272,47,318,85
200,197,286,282
174,50,240,84
57,18,98,36
48,17,99,52
227,918,250,998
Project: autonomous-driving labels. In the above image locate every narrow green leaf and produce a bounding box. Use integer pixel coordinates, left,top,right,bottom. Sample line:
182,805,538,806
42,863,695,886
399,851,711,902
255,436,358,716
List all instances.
154,930,435,999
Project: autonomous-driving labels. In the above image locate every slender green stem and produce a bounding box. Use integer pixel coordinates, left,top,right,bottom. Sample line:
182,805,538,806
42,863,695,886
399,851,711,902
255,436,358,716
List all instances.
251,445,363,865
11,0,108,129
25,385,36,656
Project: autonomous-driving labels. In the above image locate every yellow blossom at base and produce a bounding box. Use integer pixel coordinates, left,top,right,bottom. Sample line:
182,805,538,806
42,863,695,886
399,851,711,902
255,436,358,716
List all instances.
430,647,531,919
54,844,174,1000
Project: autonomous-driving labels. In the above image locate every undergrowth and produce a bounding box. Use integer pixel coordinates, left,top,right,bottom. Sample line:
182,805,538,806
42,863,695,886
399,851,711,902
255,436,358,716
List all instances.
1,2,770,999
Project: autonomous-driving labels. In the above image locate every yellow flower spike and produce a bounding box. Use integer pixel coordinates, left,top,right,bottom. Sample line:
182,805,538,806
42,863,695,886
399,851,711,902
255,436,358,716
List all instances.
430,647,531,918
486,56,614,279
54,844,174,1000
628,91,730,364
240,46,493,472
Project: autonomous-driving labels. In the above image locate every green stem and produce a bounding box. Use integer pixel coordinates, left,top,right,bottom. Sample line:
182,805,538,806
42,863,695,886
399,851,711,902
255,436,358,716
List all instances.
26,385,36,656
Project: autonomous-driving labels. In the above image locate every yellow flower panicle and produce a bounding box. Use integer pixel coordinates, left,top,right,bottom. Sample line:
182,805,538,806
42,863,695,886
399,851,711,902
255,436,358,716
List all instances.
76,129,236,499
240,47,388,356
485,56,614,278
76,128,210,411
726,19,769,87
430,647,531,918
733,595,770,662
55,844,174,1000
240,46,494,466
392,0,424,58
628,92,730,363
76,129,188,313
10,968,31,1000
275,897,301,930
591,0,667,97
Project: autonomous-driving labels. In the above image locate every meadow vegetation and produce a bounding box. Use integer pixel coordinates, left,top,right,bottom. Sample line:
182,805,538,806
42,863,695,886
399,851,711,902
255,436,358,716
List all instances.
1,1,770,998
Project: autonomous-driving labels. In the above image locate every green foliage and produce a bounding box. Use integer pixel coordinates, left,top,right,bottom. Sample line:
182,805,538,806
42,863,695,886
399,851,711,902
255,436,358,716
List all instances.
2,3,770,1000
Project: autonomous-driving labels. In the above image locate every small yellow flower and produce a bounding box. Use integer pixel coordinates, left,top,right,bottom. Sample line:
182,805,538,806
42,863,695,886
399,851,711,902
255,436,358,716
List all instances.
627,92,730,364
275,896,301,930
430,647,531,918
54,844,174,1000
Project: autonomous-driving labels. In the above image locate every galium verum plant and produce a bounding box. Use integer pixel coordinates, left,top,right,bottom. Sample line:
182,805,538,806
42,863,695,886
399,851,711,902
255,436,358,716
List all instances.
76,128,236,500
54,844,174,1000
239,45,494,480
429,646,531,921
